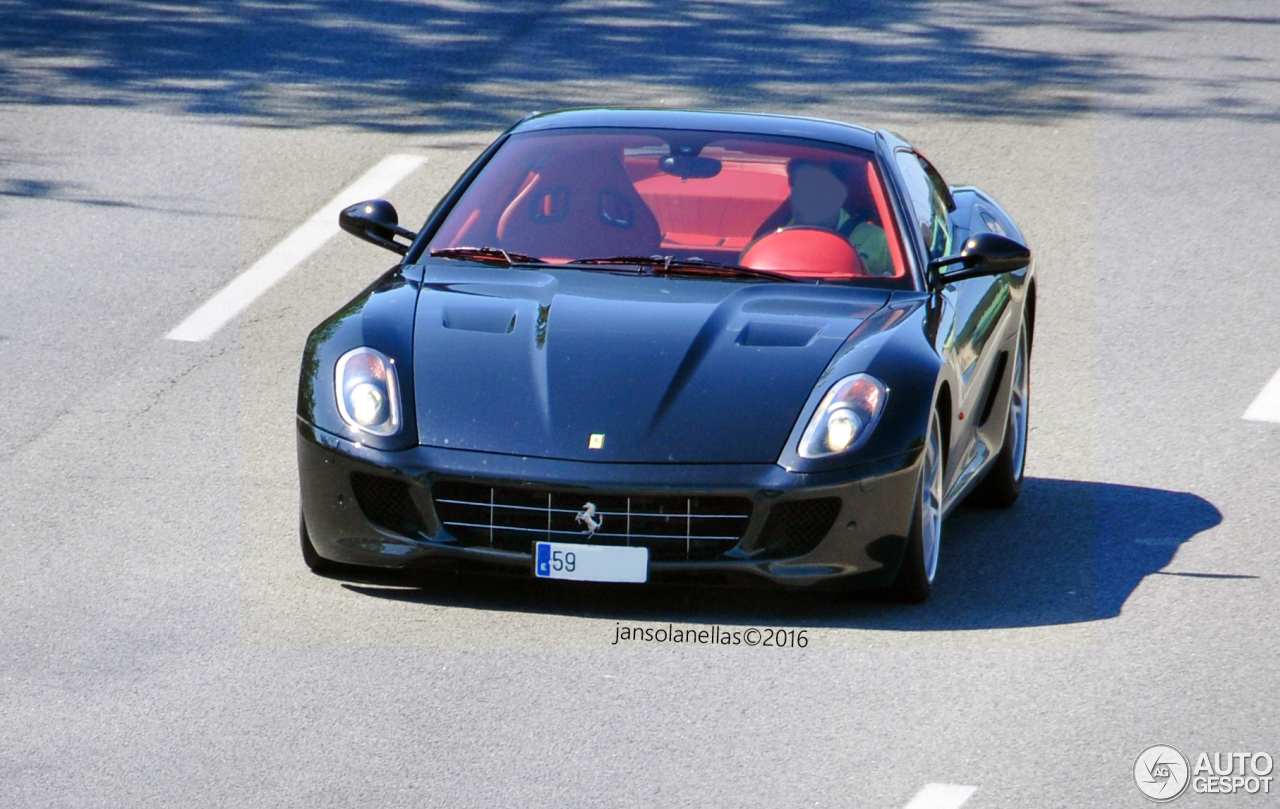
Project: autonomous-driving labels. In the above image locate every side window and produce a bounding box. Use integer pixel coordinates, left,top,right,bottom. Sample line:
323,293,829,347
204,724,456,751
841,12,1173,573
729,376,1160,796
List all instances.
893,150,952,261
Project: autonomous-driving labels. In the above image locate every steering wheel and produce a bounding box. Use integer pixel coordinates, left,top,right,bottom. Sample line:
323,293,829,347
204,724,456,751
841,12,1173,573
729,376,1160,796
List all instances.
739,225,868,279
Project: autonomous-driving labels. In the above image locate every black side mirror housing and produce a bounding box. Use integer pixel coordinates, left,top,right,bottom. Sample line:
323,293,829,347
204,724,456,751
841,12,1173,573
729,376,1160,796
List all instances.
338,199,417,256
928,231,1030,289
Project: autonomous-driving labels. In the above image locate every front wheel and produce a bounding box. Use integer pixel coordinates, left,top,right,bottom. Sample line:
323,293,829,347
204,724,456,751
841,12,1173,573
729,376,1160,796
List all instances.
966,318,1029,508
888,408,944,603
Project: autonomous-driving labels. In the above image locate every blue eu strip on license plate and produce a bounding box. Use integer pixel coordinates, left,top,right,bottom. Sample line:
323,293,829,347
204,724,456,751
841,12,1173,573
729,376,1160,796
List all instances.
534,541,649,583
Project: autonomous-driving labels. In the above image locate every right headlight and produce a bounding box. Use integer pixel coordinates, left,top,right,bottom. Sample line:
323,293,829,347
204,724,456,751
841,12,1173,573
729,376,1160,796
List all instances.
335,347,402,436
798,373,888,458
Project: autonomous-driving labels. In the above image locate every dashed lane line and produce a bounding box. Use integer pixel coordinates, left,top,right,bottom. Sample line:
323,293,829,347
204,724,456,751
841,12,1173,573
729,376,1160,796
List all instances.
902,783,978,809
165,153,426,342
1244,366,1280,423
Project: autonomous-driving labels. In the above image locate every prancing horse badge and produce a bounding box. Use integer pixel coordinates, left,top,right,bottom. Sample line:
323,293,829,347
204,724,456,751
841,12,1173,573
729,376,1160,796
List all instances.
576,502,603,536
588,433,605,449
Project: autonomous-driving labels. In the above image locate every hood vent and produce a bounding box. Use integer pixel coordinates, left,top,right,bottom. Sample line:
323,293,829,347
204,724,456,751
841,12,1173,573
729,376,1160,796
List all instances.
443,305,517,334
736,321,819,347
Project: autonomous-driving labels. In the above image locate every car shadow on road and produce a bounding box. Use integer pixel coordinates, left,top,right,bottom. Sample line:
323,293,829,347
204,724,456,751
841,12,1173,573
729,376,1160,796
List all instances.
335,477,1226,631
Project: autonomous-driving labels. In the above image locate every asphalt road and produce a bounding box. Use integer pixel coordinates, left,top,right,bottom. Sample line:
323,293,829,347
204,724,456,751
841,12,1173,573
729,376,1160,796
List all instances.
2,2,1279,806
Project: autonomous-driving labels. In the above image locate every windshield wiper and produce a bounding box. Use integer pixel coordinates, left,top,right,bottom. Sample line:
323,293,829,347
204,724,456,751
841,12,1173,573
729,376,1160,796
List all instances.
429,246,546,266
568,255,805,283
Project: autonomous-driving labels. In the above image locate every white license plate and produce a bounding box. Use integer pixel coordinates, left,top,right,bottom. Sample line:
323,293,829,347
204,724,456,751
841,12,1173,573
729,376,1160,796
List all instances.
534,541,649,583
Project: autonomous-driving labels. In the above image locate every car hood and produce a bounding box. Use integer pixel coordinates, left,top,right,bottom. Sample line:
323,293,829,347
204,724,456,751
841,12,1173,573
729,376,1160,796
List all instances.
413,262,891,463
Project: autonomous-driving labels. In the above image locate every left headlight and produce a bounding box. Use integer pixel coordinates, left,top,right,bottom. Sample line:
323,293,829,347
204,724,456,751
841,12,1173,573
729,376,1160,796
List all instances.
798,373,888,458
335,347,402,436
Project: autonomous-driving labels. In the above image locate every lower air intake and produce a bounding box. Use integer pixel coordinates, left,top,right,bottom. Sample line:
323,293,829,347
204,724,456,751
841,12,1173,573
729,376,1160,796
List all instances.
756,498,842,559
350,472,425,537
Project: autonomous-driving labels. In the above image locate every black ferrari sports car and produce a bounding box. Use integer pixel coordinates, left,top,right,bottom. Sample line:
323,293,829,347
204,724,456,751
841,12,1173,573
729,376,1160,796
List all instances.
297,108,1034,601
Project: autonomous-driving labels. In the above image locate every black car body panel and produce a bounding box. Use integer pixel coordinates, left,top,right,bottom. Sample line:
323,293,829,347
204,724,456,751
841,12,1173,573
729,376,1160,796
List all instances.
297,108,1037,591
412,264,890,463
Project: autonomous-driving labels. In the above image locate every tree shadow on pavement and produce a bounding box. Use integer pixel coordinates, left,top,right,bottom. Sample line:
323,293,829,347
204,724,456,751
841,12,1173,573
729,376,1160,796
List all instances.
336,477,1226,632
3,1,1278,132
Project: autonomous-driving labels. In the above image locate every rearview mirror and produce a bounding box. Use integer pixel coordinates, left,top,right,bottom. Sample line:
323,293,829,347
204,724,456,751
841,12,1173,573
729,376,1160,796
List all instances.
928,231,1030,288
338,199,417,255
659,155,722,180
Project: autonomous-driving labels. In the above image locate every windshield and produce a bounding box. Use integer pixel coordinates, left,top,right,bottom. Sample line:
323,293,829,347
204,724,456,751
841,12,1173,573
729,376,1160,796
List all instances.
427,127,910,284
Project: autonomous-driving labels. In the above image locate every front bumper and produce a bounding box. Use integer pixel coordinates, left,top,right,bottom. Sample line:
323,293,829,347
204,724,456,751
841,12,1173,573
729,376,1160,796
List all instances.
297,420,922,589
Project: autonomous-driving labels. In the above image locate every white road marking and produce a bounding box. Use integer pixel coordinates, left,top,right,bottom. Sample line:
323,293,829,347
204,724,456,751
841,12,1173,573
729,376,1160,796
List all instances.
165,153,426,342
1244,366,1280,423
903,783,978,809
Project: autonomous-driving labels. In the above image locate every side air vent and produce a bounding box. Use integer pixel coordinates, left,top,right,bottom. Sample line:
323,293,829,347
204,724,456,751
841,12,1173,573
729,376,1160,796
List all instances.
976,350,1009,427
756,498,842,559
350,472,425,537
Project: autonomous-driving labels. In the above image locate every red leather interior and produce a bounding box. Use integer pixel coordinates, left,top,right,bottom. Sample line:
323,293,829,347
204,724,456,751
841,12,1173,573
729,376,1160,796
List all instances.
739,226,868,279
430,133,908,280
494,148,662,259
631,159,790,252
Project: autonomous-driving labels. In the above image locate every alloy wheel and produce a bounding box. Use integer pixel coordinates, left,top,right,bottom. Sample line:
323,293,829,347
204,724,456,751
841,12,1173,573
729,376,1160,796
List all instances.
921,410,943,583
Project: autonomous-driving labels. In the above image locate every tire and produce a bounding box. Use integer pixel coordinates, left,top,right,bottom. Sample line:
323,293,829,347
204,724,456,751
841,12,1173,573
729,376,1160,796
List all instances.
887,408,944,603
966,317,1030,508
300,511,334,574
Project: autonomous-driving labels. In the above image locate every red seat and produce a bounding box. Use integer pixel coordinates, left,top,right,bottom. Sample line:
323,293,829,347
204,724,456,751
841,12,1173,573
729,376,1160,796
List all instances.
739,226,868,279
495,148,661,259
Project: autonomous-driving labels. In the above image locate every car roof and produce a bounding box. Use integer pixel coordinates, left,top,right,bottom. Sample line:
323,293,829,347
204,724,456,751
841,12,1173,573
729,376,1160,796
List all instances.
509,108,880,152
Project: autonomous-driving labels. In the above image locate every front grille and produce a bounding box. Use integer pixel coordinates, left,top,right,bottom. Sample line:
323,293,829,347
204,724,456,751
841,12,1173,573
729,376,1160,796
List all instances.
350,472,425,537
431,481,752,562
756,498,842,559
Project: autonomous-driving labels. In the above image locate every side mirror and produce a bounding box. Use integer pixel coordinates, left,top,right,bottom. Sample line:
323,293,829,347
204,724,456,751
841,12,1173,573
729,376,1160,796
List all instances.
338,199,417,256
928,231,1030,289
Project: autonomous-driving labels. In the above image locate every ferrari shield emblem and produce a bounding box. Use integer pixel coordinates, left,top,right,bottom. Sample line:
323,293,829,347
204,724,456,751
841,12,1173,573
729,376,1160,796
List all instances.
588,433,605,449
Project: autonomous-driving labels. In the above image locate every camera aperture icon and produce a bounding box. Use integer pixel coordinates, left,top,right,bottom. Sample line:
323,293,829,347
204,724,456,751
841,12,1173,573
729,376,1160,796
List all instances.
1135,745,1190,802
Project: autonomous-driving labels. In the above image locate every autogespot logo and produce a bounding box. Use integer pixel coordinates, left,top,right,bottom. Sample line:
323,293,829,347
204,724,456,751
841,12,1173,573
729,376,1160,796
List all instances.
1134,745,1276,800
1134,745,1190,802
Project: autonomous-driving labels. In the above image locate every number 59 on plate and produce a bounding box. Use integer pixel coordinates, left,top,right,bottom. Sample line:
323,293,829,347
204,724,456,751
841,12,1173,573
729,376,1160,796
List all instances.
534,541,648,583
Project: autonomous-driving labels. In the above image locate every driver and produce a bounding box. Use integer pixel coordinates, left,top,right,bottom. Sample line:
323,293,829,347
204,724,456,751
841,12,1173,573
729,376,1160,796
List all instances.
785,161,893,276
